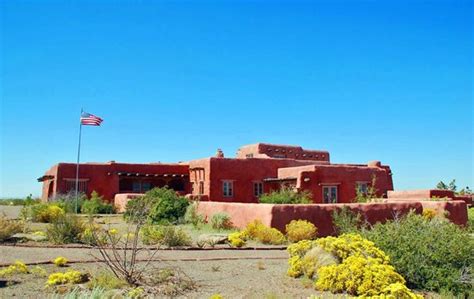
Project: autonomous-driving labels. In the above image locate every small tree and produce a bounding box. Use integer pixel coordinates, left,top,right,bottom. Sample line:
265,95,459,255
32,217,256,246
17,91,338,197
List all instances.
436,179,472,195
354,175,378,203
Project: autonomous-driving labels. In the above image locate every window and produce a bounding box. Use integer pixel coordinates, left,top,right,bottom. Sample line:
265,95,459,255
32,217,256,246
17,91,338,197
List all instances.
253,182,263,197
323,186,338,203
132,181,141,192
223,181,233,197
356,182,368,195
142,182,152,192
199,181,204,195
64,179,87,193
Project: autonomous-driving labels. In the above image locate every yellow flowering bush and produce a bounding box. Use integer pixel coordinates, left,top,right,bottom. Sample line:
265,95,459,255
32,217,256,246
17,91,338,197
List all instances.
421,208,437,220
287,255,305,277
228,232,246,247
46,270,87,286
209,294,224,299
285,220,317,242
287,239,318,257
0,260,29,277
315,255,405,296
37,205,65,223
316,233,389,264
287,234,421,298
357,282,423,299
53,256,68,267
286,240,337,278
241,220,286,245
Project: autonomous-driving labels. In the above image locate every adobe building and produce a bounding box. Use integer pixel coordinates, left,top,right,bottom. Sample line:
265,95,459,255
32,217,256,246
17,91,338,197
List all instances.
38,143,393,204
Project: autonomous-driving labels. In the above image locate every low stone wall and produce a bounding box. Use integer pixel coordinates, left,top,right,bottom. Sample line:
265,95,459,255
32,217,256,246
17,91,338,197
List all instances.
196,201,467,237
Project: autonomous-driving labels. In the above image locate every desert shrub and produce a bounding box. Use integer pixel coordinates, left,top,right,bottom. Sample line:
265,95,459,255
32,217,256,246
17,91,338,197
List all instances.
210,213,233,230
0,215,24,241
300,246,338,279
331,206,363,235
53,257,68,267
285,234,421,298
53,192,87,213
467,207,474,233
79,224,107,246
286,240,337,278
360,212,474,295
0,260,29,277
285,220,317,242
228,232,246,247
259,187,312,204
315,255,407,296
422,208,438,220
141,225,192,247
81,191,114,214
87,271,128,290
46,270,88,286
184,201,205,227
22,203,65,223
125,187,189,224
354,175,378,203
315,233,389,263
47,215,85,244
242,220,286,245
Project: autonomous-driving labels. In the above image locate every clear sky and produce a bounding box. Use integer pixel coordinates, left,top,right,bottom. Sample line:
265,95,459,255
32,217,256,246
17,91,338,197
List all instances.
1,0,472,198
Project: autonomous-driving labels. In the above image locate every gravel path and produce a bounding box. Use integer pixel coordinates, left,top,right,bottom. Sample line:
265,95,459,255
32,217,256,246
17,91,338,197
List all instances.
0,245,288,265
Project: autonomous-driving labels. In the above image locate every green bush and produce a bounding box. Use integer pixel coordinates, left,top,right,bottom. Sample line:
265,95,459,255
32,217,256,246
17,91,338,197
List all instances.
467,208,474,233
210,213,233,230
46,215,85,244
360,212,473,295
81,191,114,214
53,192,87,213
184,201,205,228
259,187,312,204
331,207,363,235
125,187,189,224
141,225,192,247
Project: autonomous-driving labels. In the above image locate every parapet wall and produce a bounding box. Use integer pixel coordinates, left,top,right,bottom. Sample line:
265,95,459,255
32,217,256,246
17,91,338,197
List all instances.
196,201,467,237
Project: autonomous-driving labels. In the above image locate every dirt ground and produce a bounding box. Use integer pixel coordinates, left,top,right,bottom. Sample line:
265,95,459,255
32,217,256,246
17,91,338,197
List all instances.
0,259,335,299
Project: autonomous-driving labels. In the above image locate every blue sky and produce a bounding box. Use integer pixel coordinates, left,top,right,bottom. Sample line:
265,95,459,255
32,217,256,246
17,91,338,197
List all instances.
1,0,472,198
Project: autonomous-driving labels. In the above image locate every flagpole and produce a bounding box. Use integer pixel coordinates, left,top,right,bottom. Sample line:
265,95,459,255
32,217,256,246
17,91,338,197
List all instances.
75,108,83,214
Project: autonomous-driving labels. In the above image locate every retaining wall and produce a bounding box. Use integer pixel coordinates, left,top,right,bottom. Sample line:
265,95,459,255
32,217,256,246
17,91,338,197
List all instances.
196,201,467,237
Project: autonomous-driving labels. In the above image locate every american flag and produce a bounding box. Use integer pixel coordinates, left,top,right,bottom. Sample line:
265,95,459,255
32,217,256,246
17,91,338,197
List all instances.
80,112,103,126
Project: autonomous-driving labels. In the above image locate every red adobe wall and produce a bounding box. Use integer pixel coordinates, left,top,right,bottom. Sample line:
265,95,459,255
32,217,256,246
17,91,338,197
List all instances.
388,189,473,206
196,201,450,237
387,189,455,200
209,158,319,202
236,143,330,162
416,200,468,226
281,163,394,203
189,157,317,203
41,162,190,202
